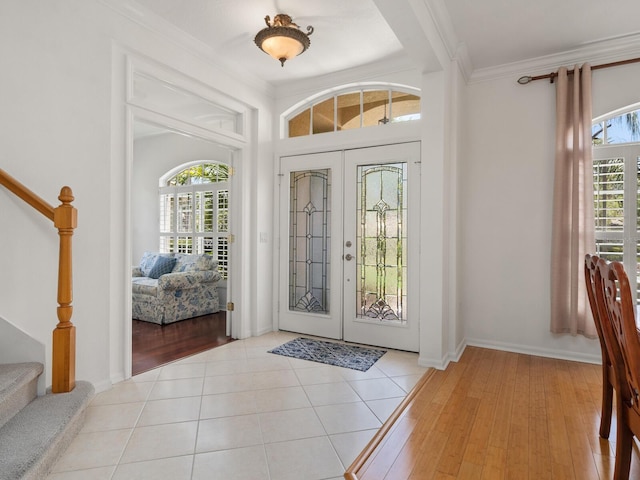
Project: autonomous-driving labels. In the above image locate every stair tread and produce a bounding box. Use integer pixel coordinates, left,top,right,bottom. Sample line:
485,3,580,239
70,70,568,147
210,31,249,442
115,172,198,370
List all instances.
0,363,43,431
0,381,94,480
0,363,43,402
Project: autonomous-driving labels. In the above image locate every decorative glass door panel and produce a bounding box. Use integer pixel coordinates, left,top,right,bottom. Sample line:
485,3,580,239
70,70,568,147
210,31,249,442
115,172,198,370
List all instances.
344,143,420,351
289,169,331,314
279,152,343,339
357,163,407,322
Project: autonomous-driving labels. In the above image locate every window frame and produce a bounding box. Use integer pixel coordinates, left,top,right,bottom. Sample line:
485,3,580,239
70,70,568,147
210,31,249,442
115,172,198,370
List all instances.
593,142,640,304
159,161,230,279
283,84,421,139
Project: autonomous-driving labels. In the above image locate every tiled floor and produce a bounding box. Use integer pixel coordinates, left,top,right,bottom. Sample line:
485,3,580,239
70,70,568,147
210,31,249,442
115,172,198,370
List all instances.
47,331,430,480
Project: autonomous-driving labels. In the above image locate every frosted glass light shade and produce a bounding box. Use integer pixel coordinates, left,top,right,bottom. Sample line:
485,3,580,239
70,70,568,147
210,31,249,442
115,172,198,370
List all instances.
261,36,305,64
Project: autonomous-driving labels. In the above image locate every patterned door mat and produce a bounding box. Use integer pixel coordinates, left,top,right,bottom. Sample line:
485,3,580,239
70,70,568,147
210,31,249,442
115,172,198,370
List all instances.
268,337,386,371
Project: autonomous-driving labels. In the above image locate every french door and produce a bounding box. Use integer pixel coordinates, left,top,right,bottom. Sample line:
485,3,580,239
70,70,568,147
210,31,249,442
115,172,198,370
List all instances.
278,143,420,351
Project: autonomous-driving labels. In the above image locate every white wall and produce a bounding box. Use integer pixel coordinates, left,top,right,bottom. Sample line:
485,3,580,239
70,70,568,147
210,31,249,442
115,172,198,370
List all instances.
0,0,114,389
457,63,635,362
591,63,640,119
0,0,274,390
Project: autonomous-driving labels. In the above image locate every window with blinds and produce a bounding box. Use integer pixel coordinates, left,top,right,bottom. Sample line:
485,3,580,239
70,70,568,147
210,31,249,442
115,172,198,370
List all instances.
592,149,640,303
159,162,230,279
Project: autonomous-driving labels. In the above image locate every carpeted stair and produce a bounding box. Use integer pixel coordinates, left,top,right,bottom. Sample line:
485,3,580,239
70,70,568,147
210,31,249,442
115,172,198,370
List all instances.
0,363,94,480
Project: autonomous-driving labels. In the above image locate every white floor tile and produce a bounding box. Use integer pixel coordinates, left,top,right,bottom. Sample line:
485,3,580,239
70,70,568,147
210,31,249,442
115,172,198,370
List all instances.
119,422,198,464
294,365,347,385
329,429,378,469
366,396,404,423
338,364,387,381
49,332,426,479
348,377,407,401
259,407,326,443
200,390,258,418
157,362,206,381
251,369,300,390
192,445,270,480
375,353,427,376
196,414,263,453
201,346,248,361
253,386,311,412
303,382,361,406
137,396,202,426
264,436,344,480
391,373,424,393
314,402,381,435
244,355,292,372
111,455,193,480
202,372,254,395
90,382,153,406
148,377,204,400
205,359,250,376
51,429,132,472
81,402,144,432
46,466,115,480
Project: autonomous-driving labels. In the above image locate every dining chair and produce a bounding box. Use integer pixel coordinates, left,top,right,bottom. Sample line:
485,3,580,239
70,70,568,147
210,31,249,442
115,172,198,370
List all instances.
597,259,640,480
584,254,615,438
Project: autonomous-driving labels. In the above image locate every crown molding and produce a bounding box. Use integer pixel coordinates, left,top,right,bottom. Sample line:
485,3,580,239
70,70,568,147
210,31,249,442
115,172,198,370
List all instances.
453,43,473,84
99,0,275,98
417,0,472,82
469,33,640,85
421,0,458,60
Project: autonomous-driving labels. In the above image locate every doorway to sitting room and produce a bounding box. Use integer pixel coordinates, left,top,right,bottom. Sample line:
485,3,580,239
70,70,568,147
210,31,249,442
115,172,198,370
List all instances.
130,124,237,374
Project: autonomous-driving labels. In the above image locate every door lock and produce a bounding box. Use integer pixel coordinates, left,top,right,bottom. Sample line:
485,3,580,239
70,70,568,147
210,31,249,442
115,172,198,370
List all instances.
345,254,354,261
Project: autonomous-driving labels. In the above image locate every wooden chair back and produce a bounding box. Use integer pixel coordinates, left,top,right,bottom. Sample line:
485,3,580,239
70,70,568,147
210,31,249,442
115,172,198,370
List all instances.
585,254,610,363
585,254,614,438
597,260,640,479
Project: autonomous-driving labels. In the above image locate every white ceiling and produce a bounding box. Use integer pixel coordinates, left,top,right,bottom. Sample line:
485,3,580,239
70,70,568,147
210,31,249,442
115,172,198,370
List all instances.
120,0,640,86
446,0,640,70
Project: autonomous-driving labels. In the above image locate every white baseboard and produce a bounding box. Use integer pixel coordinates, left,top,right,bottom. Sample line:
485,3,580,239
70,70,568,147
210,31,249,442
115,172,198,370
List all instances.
418,339,467,370
95,378,116,394
253,326,275,338
418,337,601,371
465,338,602,365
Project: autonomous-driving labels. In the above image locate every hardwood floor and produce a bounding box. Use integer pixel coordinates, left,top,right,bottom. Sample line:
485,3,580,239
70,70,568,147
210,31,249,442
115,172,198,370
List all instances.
346,346,640,480
132,311,232,375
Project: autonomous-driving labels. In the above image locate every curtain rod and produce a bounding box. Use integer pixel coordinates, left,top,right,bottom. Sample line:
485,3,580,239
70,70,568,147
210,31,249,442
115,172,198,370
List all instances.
517,56,640,84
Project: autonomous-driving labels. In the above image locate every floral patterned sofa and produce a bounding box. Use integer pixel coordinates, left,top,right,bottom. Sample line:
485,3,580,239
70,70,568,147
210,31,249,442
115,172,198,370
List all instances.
132,252,222,324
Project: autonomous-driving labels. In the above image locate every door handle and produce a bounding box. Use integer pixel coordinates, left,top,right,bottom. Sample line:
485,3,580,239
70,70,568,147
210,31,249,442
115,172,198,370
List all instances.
345,254,354,261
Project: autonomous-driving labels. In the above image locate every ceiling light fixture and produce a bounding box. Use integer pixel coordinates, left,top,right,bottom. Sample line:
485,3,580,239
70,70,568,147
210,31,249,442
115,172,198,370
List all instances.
254,14,314,67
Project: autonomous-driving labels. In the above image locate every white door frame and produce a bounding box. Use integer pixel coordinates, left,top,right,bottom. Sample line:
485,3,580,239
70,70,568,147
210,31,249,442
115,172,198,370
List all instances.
276,142,421,351
116,51,251,380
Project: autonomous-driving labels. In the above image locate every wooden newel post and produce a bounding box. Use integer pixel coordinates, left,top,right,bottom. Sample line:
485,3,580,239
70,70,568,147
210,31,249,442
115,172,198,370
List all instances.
52,186,77,393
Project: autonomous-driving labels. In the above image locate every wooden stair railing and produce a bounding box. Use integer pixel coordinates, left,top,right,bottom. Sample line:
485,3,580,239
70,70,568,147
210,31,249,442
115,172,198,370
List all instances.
0,168,76,393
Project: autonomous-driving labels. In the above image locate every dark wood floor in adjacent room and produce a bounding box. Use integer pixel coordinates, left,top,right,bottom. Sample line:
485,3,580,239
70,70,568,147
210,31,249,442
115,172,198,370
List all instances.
132,311,232,375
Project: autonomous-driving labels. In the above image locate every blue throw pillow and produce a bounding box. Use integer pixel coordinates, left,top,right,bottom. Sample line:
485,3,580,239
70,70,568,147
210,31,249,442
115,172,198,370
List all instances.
147,256,177,279
139,251,159,277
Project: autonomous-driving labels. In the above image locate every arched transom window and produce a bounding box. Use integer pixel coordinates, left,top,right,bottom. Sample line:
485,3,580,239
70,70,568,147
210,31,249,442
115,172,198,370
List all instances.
286,86,420,138
159,162,229,278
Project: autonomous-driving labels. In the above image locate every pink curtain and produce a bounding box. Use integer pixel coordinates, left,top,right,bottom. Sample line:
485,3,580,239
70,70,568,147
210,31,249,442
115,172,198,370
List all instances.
550,64,597,338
